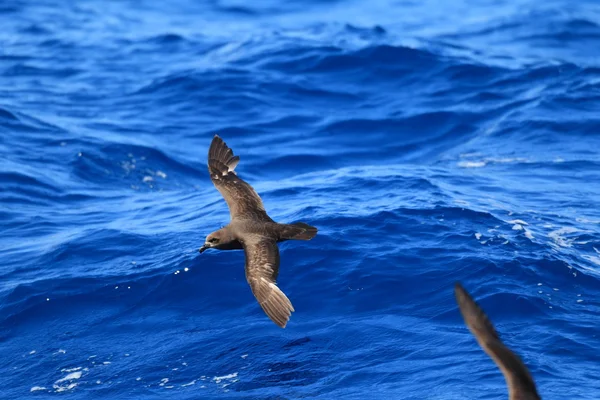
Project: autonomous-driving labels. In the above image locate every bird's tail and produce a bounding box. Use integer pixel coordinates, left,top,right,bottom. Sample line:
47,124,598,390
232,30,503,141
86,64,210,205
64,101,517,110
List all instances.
278,222,318,241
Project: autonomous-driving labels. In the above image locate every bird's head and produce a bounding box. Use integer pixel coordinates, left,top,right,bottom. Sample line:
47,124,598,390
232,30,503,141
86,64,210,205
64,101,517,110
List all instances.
199,231,222,253
199,227,235,253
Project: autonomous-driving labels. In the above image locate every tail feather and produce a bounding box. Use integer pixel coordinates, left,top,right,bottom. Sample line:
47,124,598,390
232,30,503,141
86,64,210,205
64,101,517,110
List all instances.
279,222,318,241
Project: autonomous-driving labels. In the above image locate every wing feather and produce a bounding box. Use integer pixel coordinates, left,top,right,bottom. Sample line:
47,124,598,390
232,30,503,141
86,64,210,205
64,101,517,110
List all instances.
244,239,294,328
454,283,541,400
208,135,271,221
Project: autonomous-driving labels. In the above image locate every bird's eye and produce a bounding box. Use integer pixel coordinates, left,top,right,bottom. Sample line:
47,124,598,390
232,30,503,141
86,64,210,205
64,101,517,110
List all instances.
209,238,219,243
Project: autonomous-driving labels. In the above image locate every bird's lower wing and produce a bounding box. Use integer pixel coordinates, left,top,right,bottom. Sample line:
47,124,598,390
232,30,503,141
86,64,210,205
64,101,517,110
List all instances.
244,239,294,328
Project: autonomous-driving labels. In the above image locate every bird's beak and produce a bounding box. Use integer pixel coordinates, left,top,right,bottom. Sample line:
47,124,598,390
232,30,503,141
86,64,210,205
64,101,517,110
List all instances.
199,244,208,253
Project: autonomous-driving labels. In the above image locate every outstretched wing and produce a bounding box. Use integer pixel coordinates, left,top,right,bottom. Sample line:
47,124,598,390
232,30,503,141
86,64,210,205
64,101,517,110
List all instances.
454,283,541,400
244,238,294,328
208,135,271,221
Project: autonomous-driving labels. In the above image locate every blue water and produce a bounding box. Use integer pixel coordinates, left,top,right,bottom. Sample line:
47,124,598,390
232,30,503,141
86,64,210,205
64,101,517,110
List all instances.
2,0,600,398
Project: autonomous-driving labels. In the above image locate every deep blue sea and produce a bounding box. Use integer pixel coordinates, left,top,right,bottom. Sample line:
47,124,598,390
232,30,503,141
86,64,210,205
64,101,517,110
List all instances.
2,0,600,398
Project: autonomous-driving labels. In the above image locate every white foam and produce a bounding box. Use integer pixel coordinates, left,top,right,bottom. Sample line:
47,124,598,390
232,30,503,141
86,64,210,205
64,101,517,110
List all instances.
29,350,36,355
159,378,169,386
103,361,111,365
213,372,238,384
524,228,534,240
548,227,581,248
493,157,528,164
53,371,82,392
182,380,196,387
512,224,524,231
56,383,77,392
55,371,82,384
576,217,600,224
508,219,528,225
583,255,600,266
30,386,46,392
61,367,81,373
475,233,482,240
458,161,486,168
143,176,153,182
241,354,248,359
156,170,167,179
458,157,530,169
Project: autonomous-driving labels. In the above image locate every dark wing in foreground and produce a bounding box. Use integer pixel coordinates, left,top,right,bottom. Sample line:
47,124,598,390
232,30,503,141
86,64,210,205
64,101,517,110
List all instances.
454,283,541,400
208,135,270,221
244,238,294,328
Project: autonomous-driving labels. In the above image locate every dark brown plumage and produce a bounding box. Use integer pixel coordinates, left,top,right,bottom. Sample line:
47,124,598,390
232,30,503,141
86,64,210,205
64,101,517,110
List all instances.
454,283,541,400
200,135,317,328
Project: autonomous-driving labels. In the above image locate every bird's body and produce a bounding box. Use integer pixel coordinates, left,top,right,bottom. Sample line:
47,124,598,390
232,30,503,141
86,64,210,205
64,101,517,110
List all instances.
200,135,317,328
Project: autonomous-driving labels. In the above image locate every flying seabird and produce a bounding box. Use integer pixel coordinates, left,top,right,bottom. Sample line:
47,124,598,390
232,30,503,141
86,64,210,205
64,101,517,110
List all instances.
454,283,541,400
199,135,318,328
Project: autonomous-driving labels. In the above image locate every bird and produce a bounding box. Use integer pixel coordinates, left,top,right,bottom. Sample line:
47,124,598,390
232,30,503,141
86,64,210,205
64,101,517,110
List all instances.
199,135,318,328
454,283,541,400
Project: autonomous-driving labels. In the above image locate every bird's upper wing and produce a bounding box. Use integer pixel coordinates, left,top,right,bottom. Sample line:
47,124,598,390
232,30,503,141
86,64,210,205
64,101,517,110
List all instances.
244,238,294,328
454,283,541,400
208,135,271,221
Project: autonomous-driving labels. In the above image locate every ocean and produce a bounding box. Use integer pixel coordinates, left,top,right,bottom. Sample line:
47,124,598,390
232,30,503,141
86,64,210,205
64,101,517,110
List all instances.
1,0,599,398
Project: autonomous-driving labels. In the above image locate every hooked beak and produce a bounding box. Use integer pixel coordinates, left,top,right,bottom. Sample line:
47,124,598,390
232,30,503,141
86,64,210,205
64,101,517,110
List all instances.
199,244,209,253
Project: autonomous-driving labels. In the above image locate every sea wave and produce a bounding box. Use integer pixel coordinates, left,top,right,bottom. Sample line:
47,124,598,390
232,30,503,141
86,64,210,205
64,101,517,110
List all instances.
1,0,600,399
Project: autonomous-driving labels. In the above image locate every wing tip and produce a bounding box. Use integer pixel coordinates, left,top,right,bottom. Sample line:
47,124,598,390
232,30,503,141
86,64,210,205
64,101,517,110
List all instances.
455,282,501,343
454,282,469,306
208,134,239,174
278,320,289,329
260,280,295,329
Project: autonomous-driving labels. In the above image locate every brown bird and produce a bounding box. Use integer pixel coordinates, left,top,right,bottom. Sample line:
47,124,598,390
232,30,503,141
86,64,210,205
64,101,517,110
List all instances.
199,135,317,328
454,283,541,400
